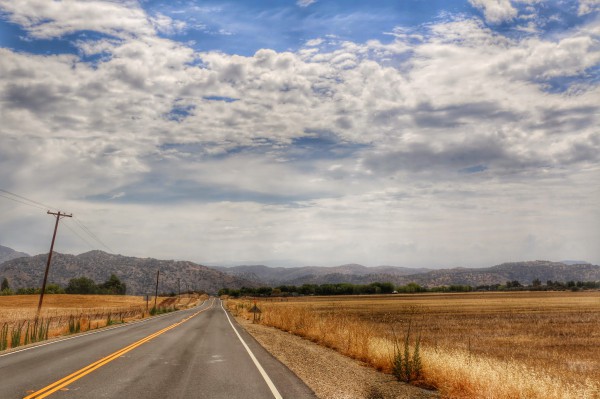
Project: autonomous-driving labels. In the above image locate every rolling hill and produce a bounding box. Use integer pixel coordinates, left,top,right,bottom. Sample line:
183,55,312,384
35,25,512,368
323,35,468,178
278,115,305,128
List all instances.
0,244,29,264
0,250,256,295
211,264,431,286
1,243,598,293
215,261,600,287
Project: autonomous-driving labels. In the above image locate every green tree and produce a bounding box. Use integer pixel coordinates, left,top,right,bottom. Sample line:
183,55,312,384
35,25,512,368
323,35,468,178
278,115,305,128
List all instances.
66,277,97,294
99,274,126,295
1,277,9,291
45,283,65,294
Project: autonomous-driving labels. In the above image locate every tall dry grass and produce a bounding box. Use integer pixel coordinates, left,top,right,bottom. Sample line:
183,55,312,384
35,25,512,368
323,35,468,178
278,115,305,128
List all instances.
0,293,206,350
228,292,600,399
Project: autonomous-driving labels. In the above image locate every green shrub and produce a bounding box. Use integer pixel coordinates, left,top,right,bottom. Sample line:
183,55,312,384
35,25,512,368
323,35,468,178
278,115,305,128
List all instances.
11,322,24,348
68,316,81,334
0,323,8,351
392,323,422,383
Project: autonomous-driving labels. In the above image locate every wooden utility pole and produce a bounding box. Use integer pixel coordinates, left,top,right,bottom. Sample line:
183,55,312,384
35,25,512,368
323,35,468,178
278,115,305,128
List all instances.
37,211,72,318
153,269,160,311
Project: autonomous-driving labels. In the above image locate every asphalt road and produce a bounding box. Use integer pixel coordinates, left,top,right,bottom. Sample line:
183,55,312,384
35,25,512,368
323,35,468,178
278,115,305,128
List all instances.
0,298,316,399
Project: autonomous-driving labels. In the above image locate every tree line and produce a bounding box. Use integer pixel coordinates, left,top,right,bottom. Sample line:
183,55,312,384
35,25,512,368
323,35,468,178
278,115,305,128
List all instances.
218,279,600,297
0,274,126,296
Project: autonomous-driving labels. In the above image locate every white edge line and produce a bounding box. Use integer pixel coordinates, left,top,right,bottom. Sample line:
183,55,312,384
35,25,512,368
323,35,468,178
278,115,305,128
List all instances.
0,299,208,358
221,300,283,399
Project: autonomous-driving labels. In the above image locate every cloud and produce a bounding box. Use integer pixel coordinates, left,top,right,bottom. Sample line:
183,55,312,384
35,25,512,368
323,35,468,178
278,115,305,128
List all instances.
150,12,187,35
0,1,598,266
297,0,317,7
0,0,155,39
305,38,324,47
578,0,600,15
469,0,518,24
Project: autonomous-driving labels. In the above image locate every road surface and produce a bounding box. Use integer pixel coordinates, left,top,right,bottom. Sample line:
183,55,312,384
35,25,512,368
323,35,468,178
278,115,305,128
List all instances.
0,298,316,398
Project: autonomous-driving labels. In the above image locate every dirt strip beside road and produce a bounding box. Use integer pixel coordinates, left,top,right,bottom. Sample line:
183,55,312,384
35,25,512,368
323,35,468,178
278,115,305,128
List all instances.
236,317,439,399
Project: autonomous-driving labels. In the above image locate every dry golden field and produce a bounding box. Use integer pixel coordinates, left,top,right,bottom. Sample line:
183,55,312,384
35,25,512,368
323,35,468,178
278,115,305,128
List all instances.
229,291,600,399
0,294,205,350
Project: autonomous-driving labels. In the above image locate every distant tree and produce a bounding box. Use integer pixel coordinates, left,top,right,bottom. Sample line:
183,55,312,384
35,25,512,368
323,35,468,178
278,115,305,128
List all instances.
256,286,273,296
16,287,37,295
45,283,65,294
506,280,522,289
66,277,97,294
532,278,542,288
378,282,396,294
400,282,425,293
0,277,13,296
99,274,126,295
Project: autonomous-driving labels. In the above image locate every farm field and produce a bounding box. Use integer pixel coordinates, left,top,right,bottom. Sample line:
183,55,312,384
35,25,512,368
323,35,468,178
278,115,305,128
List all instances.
229,291,600,399
0,294,205,351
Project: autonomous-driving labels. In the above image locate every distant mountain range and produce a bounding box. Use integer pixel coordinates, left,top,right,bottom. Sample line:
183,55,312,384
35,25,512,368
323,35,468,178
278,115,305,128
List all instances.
213,261,600,287
0,244,598,293
0,250,256,295
0,244,29,264
211,264,432,286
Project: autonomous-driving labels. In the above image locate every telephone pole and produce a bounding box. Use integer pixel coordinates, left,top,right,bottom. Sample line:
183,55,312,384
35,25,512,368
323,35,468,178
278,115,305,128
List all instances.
153,269,160,311
37,211,72,318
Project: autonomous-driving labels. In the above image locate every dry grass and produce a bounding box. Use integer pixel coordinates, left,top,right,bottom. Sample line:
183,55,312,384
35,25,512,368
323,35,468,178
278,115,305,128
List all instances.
0,293,206,350
228,291,600,399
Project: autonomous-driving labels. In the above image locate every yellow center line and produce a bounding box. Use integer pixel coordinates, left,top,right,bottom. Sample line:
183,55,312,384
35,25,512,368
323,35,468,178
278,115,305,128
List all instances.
24,299,215,399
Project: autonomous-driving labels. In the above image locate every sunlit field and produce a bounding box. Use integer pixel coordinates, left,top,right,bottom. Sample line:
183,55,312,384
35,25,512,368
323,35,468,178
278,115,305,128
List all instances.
229,291,600,399
0,294,205,351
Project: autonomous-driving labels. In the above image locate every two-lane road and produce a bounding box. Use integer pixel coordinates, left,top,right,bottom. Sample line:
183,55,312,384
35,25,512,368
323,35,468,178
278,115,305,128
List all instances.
0,298,315,398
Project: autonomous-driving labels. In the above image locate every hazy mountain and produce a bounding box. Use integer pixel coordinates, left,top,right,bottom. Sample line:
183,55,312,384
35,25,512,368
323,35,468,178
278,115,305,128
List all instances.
1,249,597,295
560,260,590,265
212,264,432,286
0,245,29,264
215,261,600,287
384,261,600,287
0,250,257,295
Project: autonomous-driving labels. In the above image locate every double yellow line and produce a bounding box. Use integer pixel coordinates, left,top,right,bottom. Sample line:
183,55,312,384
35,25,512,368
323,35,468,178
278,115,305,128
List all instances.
24,299,214,399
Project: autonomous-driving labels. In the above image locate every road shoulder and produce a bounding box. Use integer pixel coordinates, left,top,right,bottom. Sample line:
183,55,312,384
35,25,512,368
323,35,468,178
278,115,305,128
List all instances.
235,316,439,399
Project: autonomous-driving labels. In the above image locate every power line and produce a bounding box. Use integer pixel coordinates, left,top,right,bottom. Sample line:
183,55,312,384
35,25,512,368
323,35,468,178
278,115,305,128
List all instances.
63,221,96,249
0,188,113,253
0,192,47,211
0,188,57,211
72,217,112,252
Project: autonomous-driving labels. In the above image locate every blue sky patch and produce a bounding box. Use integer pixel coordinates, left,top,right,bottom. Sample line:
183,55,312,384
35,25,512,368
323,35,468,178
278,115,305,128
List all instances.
165,104,196,122
460,164,488,174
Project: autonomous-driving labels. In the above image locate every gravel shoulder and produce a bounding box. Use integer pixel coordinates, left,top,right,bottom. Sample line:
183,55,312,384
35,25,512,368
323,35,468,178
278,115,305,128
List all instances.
235,316,439,399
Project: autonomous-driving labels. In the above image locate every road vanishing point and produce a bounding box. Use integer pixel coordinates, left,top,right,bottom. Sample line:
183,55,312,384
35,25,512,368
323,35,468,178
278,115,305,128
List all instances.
0,298,316,398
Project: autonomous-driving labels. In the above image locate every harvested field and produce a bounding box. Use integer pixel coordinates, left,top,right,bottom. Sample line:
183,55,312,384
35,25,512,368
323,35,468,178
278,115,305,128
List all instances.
228,291,600,399
0,294,205,351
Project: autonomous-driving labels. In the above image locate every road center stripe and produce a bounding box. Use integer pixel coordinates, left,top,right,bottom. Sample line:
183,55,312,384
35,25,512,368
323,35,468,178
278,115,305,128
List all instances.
221,300,283,399
24,299,215,399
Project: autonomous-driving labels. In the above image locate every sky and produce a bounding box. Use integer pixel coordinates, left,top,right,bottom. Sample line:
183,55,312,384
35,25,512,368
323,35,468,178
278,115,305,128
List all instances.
0,0,599,268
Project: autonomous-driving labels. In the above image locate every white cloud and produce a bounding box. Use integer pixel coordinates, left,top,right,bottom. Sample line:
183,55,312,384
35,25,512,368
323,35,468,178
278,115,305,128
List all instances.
297,0,317,7
150,12,186,35
578,0,600,15
0,1,599,266
305,38,324,47
0,0,155,39
469,0,518,24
